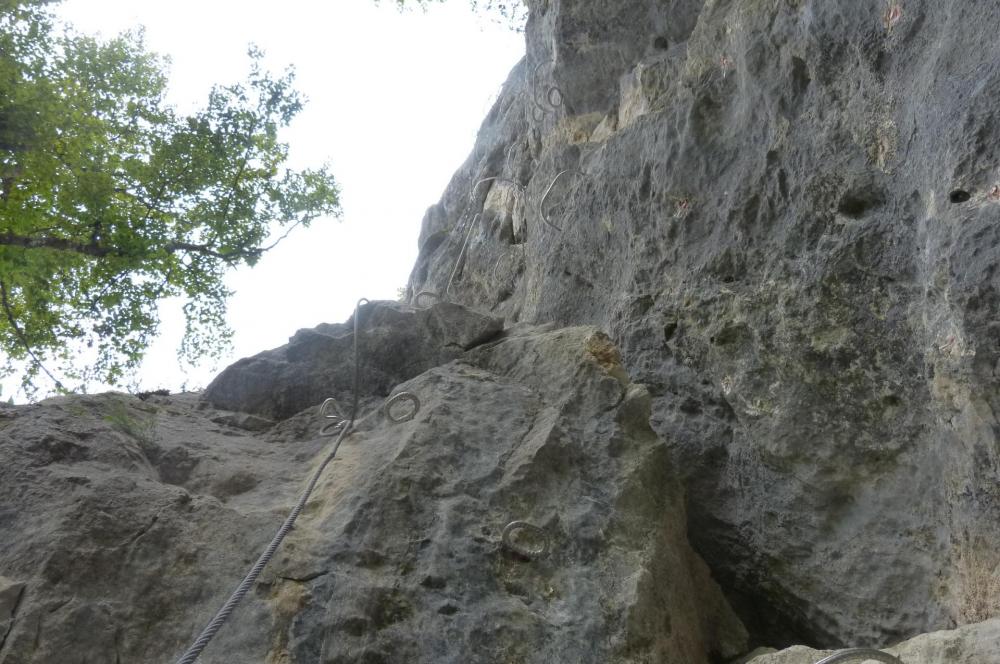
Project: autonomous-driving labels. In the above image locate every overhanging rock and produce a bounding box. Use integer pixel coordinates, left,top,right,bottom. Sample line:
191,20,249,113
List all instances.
203,301,503,421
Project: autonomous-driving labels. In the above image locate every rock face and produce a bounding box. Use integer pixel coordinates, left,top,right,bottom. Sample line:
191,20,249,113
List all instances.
4,0,1000,660
0,312,746,663
408,0,1000,649
204,301,503,420
0,391,331,662
745,618,1000,663
272,324,746,663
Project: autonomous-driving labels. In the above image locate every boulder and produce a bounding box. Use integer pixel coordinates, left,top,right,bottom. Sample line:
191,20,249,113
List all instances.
0,325,746,663
203,301,503,420
270,325,747,663
745,618,1000,664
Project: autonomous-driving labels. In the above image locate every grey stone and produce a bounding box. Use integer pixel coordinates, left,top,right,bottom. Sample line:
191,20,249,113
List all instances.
0,392,328,662
0,326,746,663
202,300,503,421
745,618,1000,663
6,0,1000,657
209,411,276,432
269,325,747,663
408,0,1000,648
732,647,779,664
0,577,25,653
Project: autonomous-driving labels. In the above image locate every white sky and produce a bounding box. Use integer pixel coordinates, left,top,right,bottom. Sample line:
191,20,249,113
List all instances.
8,0,524,399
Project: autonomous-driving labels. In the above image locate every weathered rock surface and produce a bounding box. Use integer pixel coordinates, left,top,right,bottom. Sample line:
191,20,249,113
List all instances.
0,316,747,663
408,0,1000,648
745,618,1000,663
270,324,746,663
0,391,329,662
6,0,1000,659
203,301,503,420
0,577,24,656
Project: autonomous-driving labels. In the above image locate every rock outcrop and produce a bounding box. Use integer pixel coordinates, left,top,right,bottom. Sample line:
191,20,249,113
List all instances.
4,0,1000,660
0,307,747,663
745,618,1000,663
408,0,1000,649
203,301,503,420
0,391,329,662
271,323,746,663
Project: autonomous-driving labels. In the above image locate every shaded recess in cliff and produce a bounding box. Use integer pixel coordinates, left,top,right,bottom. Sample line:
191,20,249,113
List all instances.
408,0,1000,649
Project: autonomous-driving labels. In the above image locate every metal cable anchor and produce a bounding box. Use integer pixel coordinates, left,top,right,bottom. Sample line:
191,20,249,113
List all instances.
813,648,904,664
539,169,586,232
318,397,347,436
501,521,551,559
528,59,564,122
413,290,440,309
172,297,372,664
413,210,484,309
384,392,420,423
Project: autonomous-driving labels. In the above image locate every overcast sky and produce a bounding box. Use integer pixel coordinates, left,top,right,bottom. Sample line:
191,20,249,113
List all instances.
9,0,524,399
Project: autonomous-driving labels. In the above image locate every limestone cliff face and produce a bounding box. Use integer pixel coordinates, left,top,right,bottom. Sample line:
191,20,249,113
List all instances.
3,1,1000,663
0,308,747,663
408,0,1000,649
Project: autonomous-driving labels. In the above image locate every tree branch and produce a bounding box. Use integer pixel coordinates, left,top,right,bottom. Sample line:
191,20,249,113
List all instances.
0,232,269,263
0,278,65,391
0,232,113,256
164,241,262,262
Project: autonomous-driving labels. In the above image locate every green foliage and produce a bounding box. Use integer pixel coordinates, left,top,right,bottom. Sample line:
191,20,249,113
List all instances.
103,397,158,445
0,2,340,396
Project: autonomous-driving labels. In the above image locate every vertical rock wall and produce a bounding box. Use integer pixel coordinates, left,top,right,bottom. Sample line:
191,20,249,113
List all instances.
409,0,1000,648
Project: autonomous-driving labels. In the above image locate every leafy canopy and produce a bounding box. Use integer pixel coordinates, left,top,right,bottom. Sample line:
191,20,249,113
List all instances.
0,2,340,395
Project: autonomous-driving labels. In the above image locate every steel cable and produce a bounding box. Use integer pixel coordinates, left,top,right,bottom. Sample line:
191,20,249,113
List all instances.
813,648,903,663
172,298,371,664
538,169,586,231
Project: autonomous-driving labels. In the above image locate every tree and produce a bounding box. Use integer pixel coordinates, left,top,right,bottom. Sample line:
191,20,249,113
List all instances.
0,2,340,395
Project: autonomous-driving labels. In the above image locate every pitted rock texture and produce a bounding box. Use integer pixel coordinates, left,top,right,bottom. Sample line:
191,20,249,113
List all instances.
203,301,503,420
746,618,1000,664
0,321,746,663
243,325,747,664
408,0,1000,649
0,392,329,663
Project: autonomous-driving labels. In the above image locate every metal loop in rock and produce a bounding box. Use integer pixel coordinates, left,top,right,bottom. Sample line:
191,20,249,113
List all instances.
384,392,420,423
470,176,525,204
813,648,904,664
492,245,524,286
445,213,481,300
529,59,564,118
471,177,498,202
414,290,440,309
501,521,551,559
318,397,346,436
539,169,586,232
546,84,563,109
